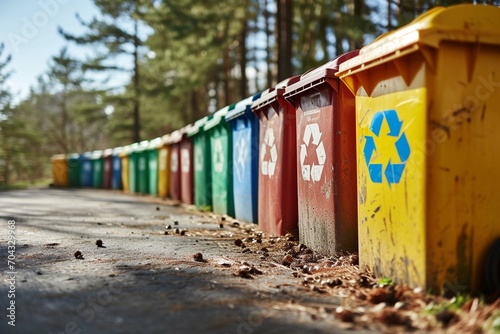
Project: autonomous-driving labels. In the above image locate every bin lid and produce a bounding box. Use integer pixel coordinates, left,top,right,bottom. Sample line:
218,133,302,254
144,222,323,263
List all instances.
225,92,262,121
135,140,149,152
284,51,359,100
127,142,140,155
203,105,231,131
164,130,183,144
181,124,194,138
251,88,276,113
81,151,92,159
91,150,103,159
251,75,300,114
337,4,500,83
67,153,80,159
185,116,209,137
112,146,123,155
51,154,66,161
147,137,162,150
103,148,113,157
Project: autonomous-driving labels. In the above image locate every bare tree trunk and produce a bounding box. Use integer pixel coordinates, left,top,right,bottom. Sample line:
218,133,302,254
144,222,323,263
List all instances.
133,17,141,143
264,0,273,89
223,47,231,106
239,18,248,99
277,0,293,82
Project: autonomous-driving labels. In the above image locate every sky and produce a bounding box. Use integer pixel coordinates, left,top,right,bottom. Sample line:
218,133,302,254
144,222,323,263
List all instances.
0,0,126,103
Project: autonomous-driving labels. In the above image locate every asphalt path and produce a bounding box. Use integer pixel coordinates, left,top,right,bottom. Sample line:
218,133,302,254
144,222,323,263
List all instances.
0,188,374,334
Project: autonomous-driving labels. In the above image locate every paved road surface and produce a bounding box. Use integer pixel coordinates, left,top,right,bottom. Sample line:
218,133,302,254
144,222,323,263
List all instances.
0,188,373,334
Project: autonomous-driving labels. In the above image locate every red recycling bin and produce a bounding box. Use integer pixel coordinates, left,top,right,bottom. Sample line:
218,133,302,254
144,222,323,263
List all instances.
166,130,183,201
180,125,194,204
103,148,113,189
251,76,300,235
284,50,359,254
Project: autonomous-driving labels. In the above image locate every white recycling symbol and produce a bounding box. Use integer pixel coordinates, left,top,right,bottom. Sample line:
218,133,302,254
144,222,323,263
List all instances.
260,128,278,177
181,148,190,173
84,162,91,171
234,135,248,181
300,123,326,182
113,159,120,171
194,145,203,172
148,156,156,170
213,138,224,173
170,150,178,172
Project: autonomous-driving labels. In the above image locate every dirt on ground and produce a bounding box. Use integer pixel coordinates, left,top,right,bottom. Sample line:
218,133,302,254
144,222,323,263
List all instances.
0,188,498,334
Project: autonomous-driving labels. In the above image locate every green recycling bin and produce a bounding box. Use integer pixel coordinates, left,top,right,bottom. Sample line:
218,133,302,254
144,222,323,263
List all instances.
186,116,213,210
91,150,104,188
128,143,140,193
146,137,162,196
67,153,81,187
136,140,150,194
203,105,234,216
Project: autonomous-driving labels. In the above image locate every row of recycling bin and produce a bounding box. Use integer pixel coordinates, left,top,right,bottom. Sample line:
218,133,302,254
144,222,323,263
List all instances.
51,5,500,295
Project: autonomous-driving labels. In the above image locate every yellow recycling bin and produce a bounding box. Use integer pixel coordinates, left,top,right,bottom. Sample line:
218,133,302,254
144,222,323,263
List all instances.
158,134,171,198
337,4,500,294
119,145,130,192
51,154,68,187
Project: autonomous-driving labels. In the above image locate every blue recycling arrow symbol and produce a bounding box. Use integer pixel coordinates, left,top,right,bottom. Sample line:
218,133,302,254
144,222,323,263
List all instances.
363,109,410,184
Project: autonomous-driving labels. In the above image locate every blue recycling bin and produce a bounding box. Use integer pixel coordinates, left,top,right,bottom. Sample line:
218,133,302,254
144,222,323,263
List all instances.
112,147,123,190
225,93,262,224
80,152,93,187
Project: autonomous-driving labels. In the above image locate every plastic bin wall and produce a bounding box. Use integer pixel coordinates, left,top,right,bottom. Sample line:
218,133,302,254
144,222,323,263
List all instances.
92,151,104,189
51,154,68,187
168,131,182,201
120,148,130,192
67,153,81,187
187,117,212,210
252,83,299,235
225,94,262,224
285,51,359,254
204,106,234,216
136,141,150,194
80,152,93,187
112,147,123,190
158,138,170,198
128,143,139,193
180,137,194,204
145,138,161,196
103,149,113,189
337,4,500,293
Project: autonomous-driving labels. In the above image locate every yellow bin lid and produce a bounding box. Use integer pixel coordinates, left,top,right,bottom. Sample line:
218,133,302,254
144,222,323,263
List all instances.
338,4,500,85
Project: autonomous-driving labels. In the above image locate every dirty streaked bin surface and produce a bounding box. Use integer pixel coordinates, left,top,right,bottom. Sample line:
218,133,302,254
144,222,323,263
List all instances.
204,106,234,216
112,147,123,190
158,135,170,198
285,51,359,254
225,93,261,224
91,150,104,189
80,152,93,187
103,148,113,189
180,125,194,205
120,146,130,192
147,138,161,196
51,154,68,187
337,4,500,293
186,117,212,210
252,79,299,235
166,131,183,201
67,153,81,188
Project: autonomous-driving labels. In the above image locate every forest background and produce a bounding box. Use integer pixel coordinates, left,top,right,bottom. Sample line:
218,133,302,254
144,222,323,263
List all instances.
0,0,497,185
